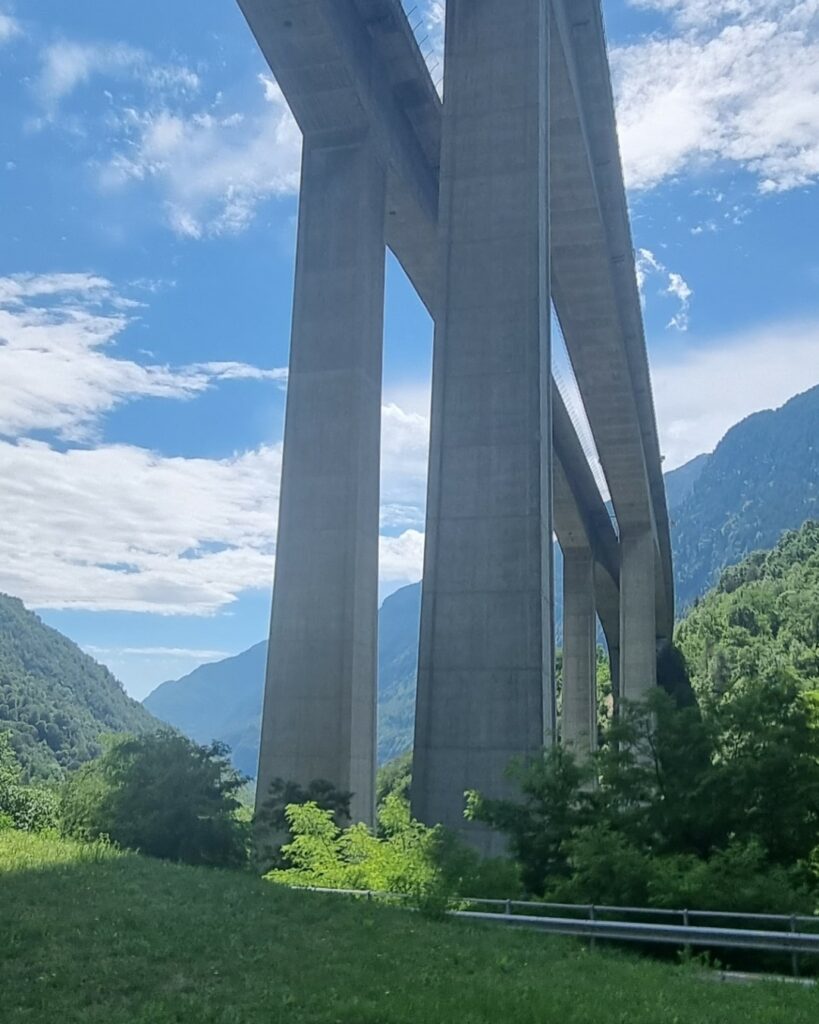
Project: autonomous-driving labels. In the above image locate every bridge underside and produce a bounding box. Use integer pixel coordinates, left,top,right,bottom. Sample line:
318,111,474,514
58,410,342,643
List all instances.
239,0,673,850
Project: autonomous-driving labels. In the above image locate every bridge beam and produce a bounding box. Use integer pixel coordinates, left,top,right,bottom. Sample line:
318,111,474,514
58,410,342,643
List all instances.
255,132,386,827
412,0,554,855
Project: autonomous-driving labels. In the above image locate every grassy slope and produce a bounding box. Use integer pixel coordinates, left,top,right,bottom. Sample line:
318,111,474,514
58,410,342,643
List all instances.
2,834,818,1023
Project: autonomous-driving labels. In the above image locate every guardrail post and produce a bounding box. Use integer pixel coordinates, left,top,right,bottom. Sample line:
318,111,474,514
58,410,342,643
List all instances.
589,905,597,952
505,899,512,916
683,908,691,960
790,915,799,977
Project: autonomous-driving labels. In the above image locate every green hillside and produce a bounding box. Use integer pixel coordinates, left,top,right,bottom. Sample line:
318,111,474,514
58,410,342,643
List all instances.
2,830,817,1024
0,594,159,781
678,520,819,706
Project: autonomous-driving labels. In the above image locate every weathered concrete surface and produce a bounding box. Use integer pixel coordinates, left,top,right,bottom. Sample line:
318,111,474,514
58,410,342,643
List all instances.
239,0,675,832
562,546,598,756
236,0,441,309
619,526,658,701
255,135,386,827
411,0,553,854
550,0,674,644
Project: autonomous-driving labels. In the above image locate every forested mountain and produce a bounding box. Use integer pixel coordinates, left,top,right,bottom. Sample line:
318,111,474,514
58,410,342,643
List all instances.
677,520,819,706
144,386,819,775
672,385,819,608
0,594,159,781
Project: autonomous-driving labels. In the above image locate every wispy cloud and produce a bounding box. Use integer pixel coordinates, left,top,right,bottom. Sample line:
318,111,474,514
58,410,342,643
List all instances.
613,1,819,192
0,271,430,614
35,40,199,111
635,249,694,330
0,11,21,45
84,645,232,660
30,35,299,238
100,78,301,238
0,439,281,615
0,431,427,614
0,272,287,439
652,316,819,468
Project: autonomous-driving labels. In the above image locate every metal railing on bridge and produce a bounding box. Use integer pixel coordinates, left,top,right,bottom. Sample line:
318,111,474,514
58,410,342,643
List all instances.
296,887,819,977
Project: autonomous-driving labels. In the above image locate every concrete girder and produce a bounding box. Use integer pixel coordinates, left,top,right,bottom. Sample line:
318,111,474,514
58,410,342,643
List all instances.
550,0,674,641
236,0,441,309
237,0,623,591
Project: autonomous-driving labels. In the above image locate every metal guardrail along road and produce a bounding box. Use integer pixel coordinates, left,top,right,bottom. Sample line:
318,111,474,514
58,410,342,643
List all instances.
299,887,819,976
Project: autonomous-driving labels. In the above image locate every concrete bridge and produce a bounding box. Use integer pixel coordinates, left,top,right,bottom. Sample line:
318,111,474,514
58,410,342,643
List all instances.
238,0,674,853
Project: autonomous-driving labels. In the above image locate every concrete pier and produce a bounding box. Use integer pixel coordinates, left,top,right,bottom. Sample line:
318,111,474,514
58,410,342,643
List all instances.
255,134,386,827
238,0,676,849
412,0,554,854
561,547,598,756
619,527,658,702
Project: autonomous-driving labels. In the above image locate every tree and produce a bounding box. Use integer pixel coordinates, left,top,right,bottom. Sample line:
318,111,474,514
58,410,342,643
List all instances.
376,750,412,807
466,746,593,893
60,731,248,867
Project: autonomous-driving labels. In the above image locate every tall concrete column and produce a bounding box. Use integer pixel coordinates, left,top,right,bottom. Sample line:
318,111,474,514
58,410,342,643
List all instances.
619,527,657,703
412,0,554,855
256,133,386,828
562,547,597,756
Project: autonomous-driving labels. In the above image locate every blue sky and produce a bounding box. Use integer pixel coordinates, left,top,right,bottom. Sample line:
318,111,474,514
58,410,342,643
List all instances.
1,0,818,699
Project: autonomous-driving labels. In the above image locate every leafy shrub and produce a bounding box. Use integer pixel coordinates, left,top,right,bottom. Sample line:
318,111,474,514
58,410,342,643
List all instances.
0,731,58,832
266,793,523,913
549,826,814,916
267,794,448,910
60,731,248,867
253,777,352,871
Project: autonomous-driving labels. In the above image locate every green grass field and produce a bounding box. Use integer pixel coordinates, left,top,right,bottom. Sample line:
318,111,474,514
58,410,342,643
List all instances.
1,830,817,1024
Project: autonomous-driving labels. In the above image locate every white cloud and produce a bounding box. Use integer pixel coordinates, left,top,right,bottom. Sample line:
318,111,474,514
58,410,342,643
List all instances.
614,2,819,192
379,530,425,586
0,11,21,44
652,317,819,468
85,645,231,660
635,249,694,330
0,272,287,439
100,78,301,238
0,438,281,614
0,268,429,615
666,272,693,330
36,40,199,110
0,430,427,614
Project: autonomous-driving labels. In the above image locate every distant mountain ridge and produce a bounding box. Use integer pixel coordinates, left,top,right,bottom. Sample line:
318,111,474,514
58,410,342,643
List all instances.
672,386,819,608
144,642,268,778
144,385,819,774
0,593,159,781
